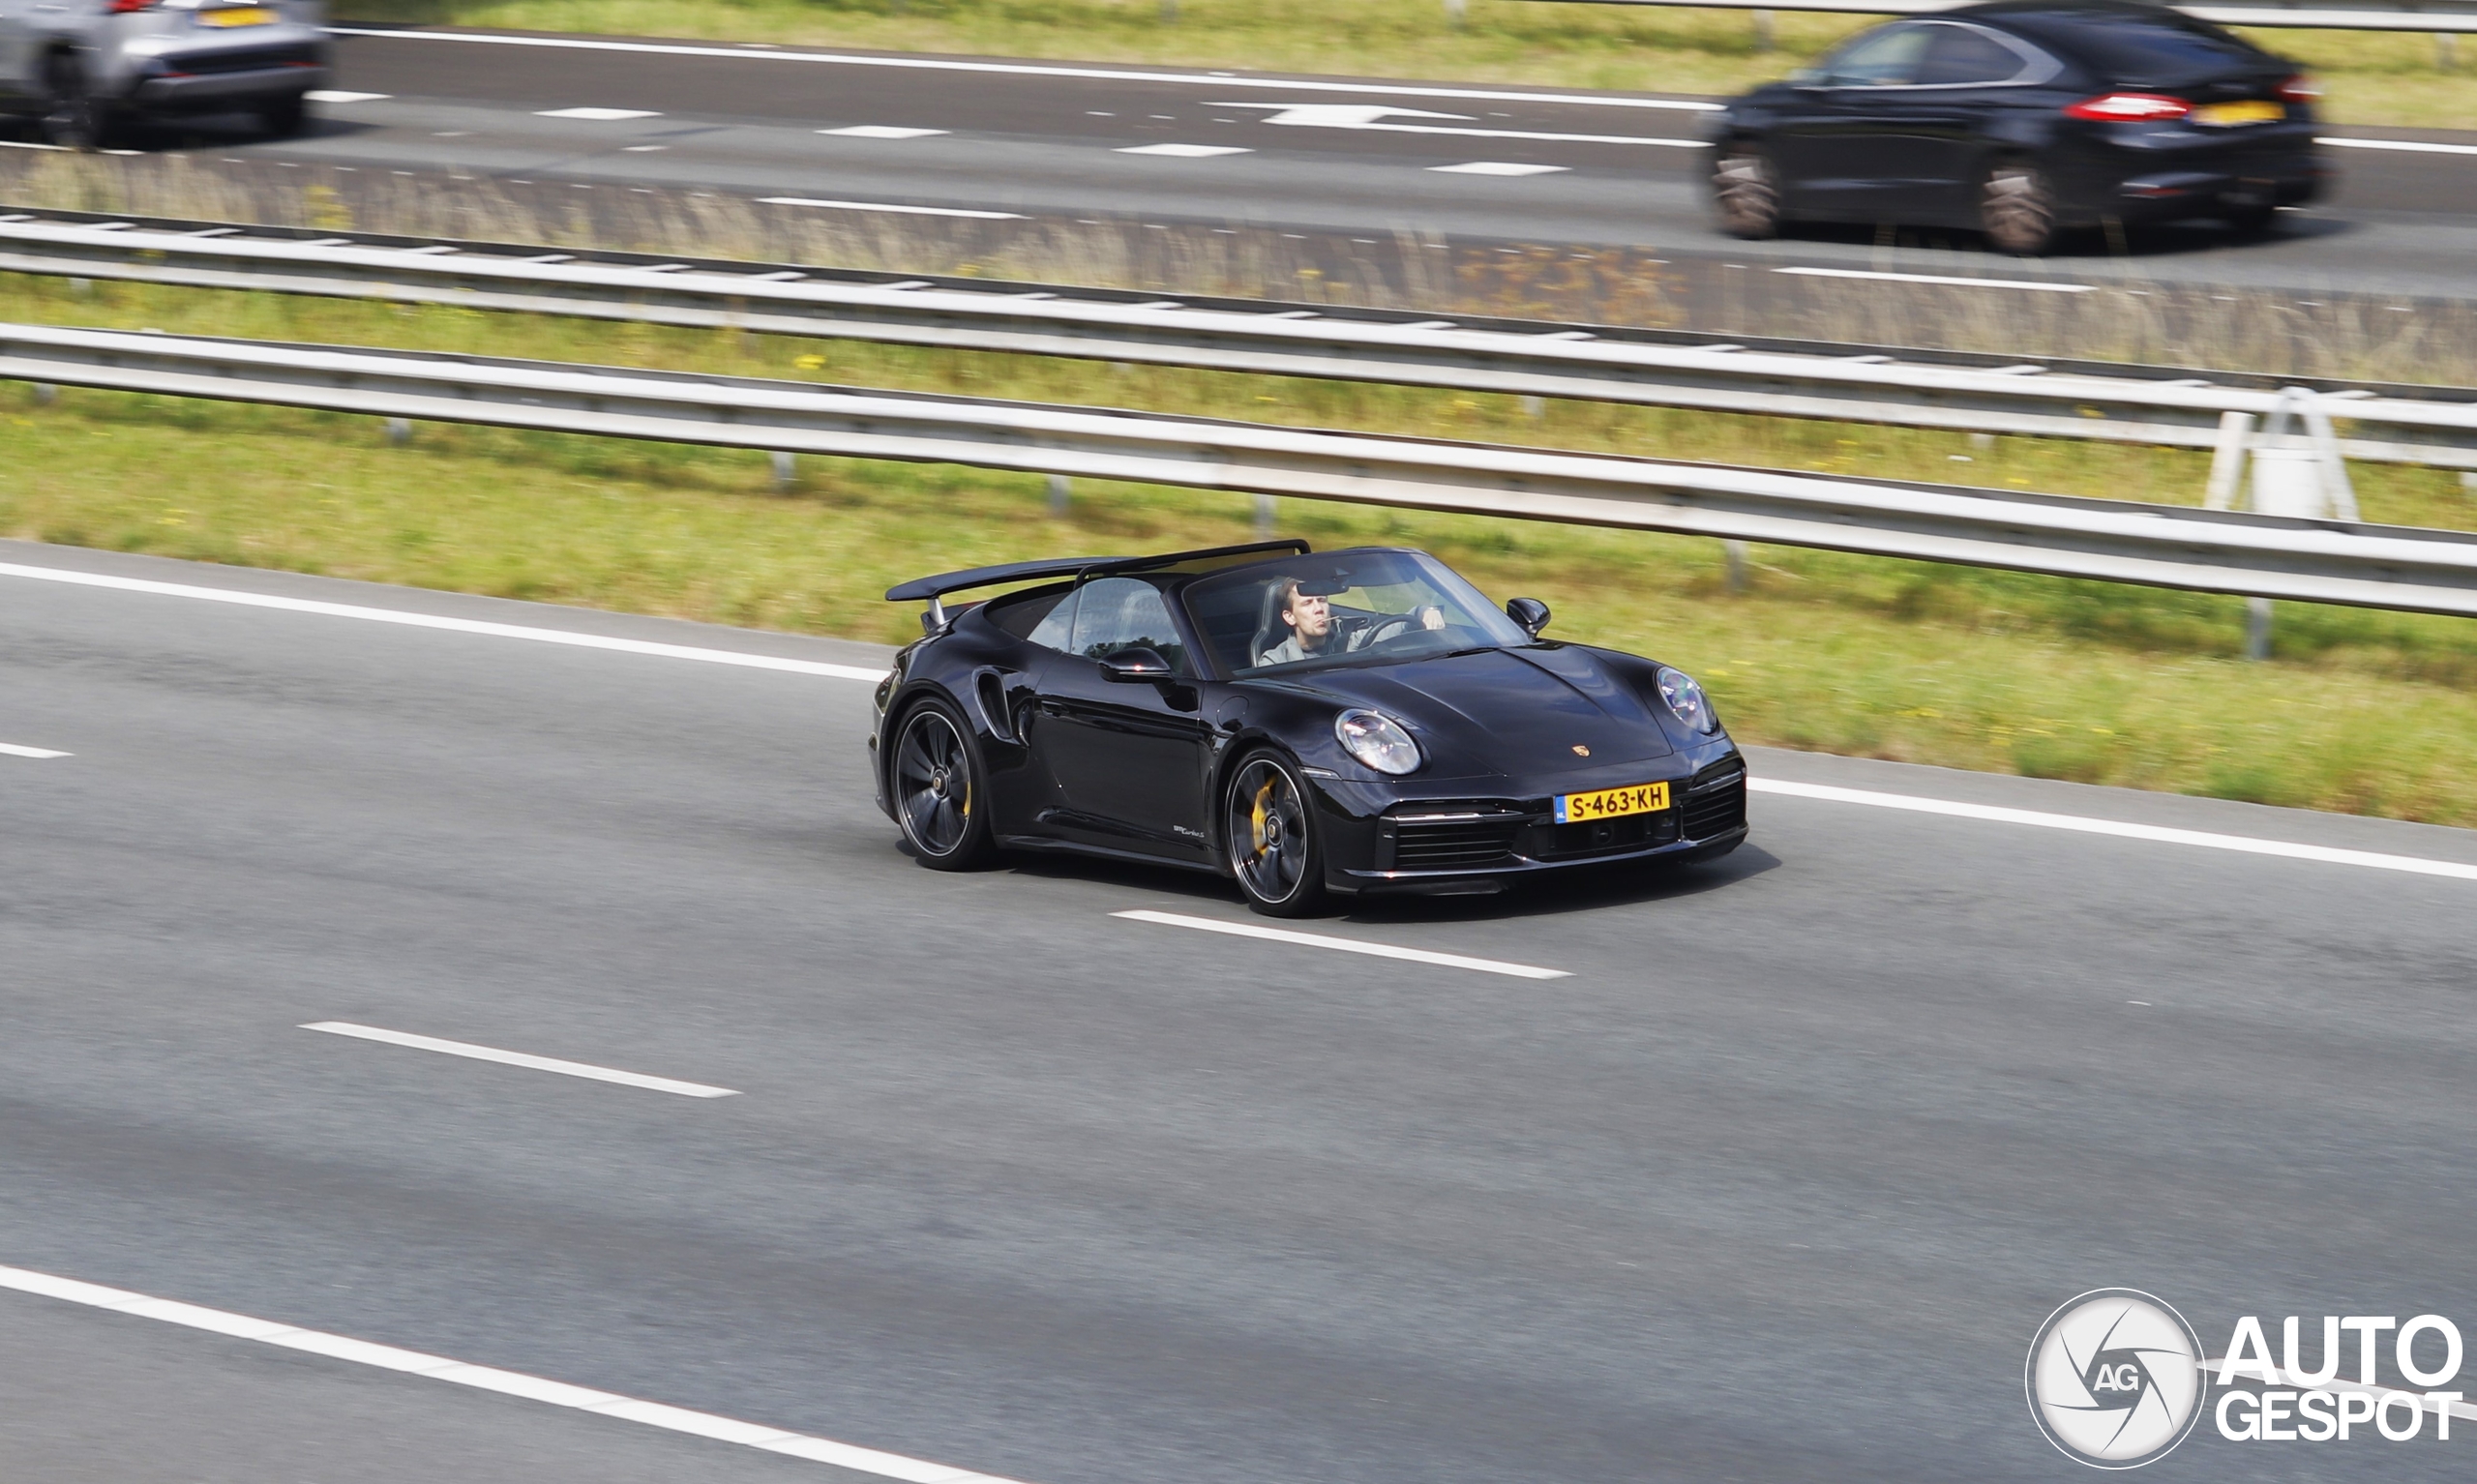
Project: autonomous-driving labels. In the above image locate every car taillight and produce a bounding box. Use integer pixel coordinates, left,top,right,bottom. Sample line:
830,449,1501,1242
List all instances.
2064,93,2193,122
2276,74,2321,104
106,0,161,11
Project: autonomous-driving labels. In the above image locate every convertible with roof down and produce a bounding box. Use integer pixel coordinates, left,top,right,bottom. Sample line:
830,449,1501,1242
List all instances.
869,541,1748,915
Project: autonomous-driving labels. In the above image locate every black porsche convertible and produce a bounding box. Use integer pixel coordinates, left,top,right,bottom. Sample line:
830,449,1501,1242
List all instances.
869,541,1748,915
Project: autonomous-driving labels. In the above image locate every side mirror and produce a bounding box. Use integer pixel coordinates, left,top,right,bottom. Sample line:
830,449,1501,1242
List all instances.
1505,598,1551,638
1098,646,1176,682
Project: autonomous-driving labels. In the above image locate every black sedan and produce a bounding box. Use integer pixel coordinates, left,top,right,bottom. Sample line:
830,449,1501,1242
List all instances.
1704,0,2325,253
869,541,1747,915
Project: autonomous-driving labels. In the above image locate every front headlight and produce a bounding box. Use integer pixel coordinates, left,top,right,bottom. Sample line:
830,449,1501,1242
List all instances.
1656,667,1717,734
1335,709,1422,775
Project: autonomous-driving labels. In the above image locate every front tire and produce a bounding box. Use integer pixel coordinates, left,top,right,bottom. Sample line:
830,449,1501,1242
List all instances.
40,56,117,153
1981,161,2058,255
890,698,996,870
1224,752,1327,917
1712,141,1781,241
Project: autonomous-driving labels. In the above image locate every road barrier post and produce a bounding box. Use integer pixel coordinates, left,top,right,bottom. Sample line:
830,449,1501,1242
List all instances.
1725,540,1749,592
1048,474,1072,515
772,451,796,490
386,417,410,446
1753,9,1777,50
1254,492,1277,540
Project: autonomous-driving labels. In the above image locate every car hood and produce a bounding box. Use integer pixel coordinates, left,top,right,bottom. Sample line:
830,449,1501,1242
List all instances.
1274,645,1676,777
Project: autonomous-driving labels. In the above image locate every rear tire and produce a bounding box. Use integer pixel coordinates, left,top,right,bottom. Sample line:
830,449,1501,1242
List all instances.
1224,752,1328,917
890,698,996,871
1712,141,1781,241
39,55,117,153
1981,161,2058,255
258,93,310,139
2224,201,2278,239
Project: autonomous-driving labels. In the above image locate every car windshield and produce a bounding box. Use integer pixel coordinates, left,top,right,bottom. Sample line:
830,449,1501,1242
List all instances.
1184,549,1535,677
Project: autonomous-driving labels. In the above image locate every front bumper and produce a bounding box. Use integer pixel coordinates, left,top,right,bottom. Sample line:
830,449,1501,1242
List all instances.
1322,751,1749,895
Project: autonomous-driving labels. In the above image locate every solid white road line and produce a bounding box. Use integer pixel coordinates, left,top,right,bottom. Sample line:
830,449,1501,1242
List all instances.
821,125,951,139
300,1022,741,1098
1749,778,2477,883
1114,143,1252,157
327,27,1721,111
760,196,1028,220
0,562,887,681
305,90,390,104
1429,161,1568,176
0,742,71,758
1773,266,2098,293
2319,135,2477,156
0,1263,1029,1483
535,106,663,121
1114,909,1570,979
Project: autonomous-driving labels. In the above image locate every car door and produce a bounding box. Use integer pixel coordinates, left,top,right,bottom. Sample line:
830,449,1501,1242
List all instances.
1894,22,2052,223
1770,22,1932,220
1023,576,1215,859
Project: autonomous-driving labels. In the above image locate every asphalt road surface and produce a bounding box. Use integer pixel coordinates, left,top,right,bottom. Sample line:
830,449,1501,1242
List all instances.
6,536,2477,1482
31,24,2467,305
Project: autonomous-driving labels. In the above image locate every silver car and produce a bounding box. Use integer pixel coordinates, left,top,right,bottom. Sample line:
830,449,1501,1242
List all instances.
0,0,329,148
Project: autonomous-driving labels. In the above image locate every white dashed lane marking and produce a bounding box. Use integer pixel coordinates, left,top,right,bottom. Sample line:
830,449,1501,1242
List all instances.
1429,161,1567,176
759,197,1027,219
1115,143,1252,157
1772,266,2098,293
1,742,71,758
300,1022,742,1098
821,125,950,139
1114,909,1571,980
535,107,662,121
0,1264,1030,1482
304,90,389,104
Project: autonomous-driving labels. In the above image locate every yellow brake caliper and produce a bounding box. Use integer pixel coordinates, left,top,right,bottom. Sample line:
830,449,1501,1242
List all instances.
1251,778,1275,857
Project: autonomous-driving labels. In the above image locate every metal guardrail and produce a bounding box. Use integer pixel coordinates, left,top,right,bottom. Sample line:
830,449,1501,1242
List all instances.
1521,0,2477,33
2,210,2473,472
6,321,2475,619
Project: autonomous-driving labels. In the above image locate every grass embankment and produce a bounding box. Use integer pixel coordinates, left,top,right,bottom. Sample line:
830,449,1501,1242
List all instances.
5,275,2477,825
335,0,2477,133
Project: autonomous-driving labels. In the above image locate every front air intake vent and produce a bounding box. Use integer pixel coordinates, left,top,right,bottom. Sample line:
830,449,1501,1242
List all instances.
1684,758,1747,841
1387,806,1523,869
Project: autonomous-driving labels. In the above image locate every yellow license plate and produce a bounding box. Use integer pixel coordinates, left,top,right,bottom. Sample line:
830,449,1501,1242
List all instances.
1554,780,1670,824
202,6,278,27
2193,101,2283,128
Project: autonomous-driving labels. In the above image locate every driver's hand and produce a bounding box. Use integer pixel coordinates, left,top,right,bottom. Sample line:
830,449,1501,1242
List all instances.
1419,605,1446,631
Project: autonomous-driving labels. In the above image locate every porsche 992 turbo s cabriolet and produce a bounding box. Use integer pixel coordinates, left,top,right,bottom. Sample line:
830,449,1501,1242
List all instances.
868,541,1747,916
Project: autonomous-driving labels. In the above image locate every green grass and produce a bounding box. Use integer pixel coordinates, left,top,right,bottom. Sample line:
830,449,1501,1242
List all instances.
6,272,2477,827
334,0,2477,132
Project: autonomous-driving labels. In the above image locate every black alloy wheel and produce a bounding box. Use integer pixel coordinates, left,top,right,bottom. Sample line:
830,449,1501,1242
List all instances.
40,55,114,152
1712,142,1781,241
1981,162,2058,255
1224,752,1326,917
892,700,994,870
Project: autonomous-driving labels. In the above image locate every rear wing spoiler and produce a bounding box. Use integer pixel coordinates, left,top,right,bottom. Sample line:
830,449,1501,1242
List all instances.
885,540,1310,630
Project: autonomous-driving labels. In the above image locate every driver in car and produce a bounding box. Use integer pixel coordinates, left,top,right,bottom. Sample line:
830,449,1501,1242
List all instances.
1256,577,1445,667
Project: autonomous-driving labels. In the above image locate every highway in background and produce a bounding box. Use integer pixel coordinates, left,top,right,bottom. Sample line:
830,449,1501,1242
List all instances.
213,25,2477,305
7,537,2477,1482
